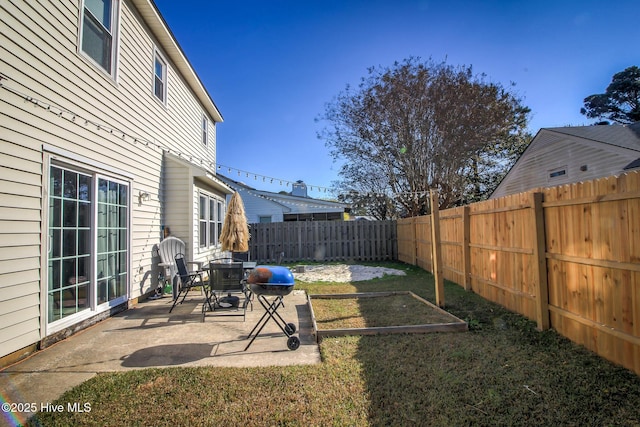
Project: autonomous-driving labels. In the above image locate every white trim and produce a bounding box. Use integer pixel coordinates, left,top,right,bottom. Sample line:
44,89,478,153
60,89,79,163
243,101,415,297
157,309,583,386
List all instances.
43,144,135,180
78,0,121,79
153,48,168,105
42,152,132,336
165,151,232,194
202,114,208,147
197,190,225,250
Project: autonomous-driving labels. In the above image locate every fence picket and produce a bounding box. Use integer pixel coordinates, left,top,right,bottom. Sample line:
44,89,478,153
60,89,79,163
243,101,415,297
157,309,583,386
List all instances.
397,171,640,377
248,220,397,264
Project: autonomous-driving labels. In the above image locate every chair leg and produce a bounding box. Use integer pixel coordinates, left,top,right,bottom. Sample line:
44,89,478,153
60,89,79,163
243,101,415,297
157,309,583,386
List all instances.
169,285,188,313
178,286,191,304
169,293,181,312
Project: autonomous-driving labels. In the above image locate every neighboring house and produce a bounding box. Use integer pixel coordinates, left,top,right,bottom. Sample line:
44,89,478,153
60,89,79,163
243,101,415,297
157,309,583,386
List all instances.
491,122,640,198
0,0,232,363
217,175,350,223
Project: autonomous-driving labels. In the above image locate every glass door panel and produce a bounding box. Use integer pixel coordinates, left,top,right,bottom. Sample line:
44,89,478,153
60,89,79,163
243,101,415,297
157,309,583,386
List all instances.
47,166,92,322
96,178,128,303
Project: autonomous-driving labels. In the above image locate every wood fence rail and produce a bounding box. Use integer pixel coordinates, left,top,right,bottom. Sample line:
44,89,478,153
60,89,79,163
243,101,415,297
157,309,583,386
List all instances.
398,170,640,376
248,220,397,263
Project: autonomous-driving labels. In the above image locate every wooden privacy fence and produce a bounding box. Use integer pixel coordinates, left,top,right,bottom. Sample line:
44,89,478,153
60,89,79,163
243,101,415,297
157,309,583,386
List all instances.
398,170,640,376
248,220,397,263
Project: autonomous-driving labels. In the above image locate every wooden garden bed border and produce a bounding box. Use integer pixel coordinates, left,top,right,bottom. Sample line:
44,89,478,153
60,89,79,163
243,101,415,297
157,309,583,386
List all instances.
307,291,468,341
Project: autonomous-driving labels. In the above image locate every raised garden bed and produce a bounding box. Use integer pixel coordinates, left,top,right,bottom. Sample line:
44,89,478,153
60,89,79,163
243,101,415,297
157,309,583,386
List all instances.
308,291,467,340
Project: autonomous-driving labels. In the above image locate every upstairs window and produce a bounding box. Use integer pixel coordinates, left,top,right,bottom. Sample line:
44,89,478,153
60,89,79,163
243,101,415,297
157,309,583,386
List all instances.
202,115,208,146
154,52,167,103
80,0,119,76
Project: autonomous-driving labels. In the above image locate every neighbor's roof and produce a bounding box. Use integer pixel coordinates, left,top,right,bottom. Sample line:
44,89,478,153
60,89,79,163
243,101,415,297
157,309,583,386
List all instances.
624,157,640,170
217,174,348,208
131,0,223,122
544,121,640,152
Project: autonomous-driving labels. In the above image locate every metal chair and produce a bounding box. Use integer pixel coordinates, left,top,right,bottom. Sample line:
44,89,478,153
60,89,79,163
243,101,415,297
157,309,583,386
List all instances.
204,258,252,321
170,253,205,313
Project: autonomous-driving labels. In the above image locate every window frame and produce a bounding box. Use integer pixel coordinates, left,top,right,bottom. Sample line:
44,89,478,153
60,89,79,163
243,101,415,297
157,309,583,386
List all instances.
46,160,130,333
153,49,168,104
79,0,120,78
202,115,208,147
198,192,224,248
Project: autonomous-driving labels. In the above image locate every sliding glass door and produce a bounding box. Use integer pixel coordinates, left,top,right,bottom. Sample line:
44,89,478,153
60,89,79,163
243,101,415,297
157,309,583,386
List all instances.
48,164,129,325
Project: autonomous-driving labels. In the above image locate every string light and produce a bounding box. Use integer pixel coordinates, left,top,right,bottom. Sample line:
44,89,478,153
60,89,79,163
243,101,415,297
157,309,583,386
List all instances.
241,189,346,210
215,164,331,193
0,78,335,194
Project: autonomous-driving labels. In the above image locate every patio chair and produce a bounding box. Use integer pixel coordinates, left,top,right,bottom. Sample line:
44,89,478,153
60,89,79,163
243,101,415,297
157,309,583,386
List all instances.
157,236,184,296
158,236,202,303
204,257,252,321
170,253,205,313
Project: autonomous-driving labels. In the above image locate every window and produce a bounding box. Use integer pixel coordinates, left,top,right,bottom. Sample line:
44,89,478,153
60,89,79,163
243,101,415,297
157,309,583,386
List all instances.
199,195,207,247
48,164,129,324
199,193,223,247
202,115,208,146
80,0,119,76
154,52,167,102
258,216,272,223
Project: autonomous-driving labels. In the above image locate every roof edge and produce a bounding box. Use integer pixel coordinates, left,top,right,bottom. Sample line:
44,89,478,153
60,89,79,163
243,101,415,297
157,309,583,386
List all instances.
131,0,223,122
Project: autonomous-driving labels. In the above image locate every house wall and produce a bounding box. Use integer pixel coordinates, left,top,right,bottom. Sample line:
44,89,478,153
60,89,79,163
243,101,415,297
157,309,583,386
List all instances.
229,186,286,223
163,157,192,246
0,0,220,359
273,198,346,215
492,129,640,198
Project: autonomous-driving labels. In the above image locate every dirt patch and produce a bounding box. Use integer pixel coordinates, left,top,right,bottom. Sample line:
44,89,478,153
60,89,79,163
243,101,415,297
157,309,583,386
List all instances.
294,264,406,283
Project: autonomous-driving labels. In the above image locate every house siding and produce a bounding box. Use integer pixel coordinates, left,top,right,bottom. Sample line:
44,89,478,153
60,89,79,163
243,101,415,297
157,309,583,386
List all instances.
162,158,192,241
492,128,640,199
218,176,349,223
239,188,287,223
0,0,222,359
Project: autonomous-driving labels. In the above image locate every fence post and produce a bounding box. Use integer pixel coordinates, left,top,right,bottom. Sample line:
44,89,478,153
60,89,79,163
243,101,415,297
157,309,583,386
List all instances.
430,190,445,308
462,205,471,291
411,217,418,265
530,192,550,331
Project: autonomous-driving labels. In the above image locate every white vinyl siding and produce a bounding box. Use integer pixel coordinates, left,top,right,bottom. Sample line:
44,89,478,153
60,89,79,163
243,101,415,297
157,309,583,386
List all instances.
492,129,640,198
0,0,222,358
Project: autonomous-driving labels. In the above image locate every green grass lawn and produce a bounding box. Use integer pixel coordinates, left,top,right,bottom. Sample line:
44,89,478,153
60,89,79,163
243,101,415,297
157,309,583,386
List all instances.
29,263,640,426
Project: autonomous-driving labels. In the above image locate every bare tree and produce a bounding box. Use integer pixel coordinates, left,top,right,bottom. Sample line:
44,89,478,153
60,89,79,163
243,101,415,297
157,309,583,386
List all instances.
319,58,530,216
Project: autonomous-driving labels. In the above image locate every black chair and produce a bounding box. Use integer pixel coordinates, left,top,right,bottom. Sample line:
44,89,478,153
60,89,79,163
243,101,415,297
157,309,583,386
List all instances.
169,253,205,313
204,258,252,321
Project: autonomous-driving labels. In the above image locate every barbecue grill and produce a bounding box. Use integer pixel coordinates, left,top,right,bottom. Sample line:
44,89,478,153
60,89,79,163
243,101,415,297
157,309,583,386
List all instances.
244,266,300,351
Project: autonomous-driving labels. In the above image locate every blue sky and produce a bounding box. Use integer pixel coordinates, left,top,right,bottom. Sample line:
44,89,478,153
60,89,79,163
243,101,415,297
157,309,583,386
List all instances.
153,0,639,197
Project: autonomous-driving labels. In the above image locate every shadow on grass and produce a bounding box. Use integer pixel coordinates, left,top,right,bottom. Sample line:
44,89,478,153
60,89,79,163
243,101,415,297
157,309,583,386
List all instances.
343,263,640,426
25,262,640,426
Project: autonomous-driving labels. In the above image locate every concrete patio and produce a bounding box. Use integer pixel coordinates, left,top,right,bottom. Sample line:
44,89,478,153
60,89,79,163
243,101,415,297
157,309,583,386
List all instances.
0,290,320,422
